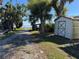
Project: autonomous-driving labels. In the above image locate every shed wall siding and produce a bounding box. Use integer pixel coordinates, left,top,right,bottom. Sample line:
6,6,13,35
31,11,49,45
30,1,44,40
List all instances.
73,21,79,39
55,17,73,39
65,19,73,39
55,21,58,35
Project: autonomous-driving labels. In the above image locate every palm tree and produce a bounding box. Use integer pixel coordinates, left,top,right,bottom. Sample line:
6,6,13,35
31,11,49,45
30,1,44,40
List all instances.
14,3,27,28
1,1,14,30
29,15,37,30
51,0,74,16
1,0,27,31
27,0,52,33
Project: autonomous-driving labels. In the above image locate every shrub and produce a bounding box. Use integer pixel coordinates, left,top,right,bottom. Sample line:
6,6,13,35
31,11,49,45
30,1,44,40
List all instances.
45,24,54,33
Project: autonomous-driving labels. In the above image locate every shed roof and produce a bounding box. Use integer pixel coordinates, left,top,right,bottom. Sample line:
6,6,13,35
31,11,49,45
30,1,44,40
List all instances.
73,16,79,18
54,16,73,21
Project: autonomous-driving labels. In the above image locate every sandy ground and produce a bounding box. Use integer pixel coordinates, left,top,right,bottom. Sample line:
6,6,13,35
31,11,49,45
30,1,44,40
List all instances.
2,44,47,59
0,31,47,59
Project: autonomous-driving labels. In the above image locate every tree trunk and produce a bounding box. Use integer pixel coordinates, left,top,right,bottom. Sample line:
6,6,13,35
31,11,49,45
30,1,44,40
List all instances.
31,21,36,31
40,17,45,34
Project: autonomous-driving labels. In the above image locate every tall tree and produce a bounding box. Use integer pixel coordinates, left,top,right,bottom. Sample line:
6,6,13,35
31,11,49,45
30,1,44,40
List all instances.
1,1,27,31
51,0,74,16
27,0,52,33
29,15,37,30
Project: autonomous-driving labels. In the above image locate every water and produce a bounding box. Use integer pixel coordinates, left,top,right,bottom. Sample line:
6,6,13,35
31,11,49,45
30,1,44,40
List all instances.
22,21,32,28
22,25,32,28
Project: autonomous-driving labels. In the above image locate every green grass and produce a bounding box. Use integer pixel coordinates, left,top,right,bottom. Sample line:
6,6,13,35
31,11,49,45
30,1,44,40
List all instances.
38,42,70,59
35,36,76,59
16,28,32,31
27,31,76,59
0,31,16,41
0,30,76,59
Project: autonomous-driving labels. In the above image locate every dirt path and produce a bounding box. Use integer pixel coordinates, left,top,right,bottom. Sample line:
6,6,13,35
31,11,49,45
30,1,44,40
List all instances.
0,31,47,59
2,44,47,59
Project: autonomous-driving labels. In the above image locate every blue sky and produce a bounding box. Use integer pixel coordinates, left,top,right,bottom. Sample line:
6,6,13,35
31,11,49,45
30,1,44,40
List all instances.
3,0,79,16
2,0,79,27
66,0,79,16
3,0,27,5
49,0,79,16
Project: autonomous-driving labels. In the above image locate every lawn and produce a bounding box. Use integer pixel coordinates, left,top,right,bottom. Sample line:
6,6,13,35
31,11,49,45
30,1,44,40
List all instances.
0,31,16,41
30,32,76,59
0,30,76,59
60,44,79,59
16,28,32,31
38,42,76,59
0,28,32,41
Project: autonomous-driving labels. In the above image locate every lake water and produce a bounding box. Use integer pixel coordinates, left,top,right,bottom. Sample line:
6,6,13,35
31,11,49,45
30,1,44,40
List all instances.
22,21,32,28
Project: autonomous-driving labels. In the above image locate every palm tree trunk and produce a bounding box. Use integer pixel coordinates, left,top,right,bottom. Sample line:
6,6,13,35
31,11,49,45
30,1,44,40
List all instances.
31,21,36,31
40,17,45,34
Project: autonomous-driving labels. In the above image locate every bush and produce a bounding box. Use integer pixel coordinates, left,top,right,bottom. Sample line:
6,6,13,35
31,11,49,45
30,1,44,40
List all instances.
45,24,54,33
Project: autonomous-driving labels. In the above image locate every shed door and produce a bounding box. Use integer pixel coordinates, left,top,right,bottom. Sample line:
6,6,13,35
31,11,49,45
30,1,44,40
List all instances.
58,21,66,36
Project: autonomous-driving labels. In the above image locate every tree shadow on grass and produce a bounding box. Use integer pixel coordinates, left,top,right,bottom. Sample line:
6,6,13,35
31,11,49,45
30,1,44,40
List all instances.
32,35,71,45
15,30,30,33
31,34,79,59
0,32,39,59
60,44,79,59
7,34,34,46
0,32,75,58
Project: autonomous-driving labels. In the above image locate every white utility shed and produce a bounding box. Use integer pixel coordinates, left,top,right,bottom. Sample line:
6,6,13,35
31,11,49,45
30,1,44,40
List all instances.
55,16,79,39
